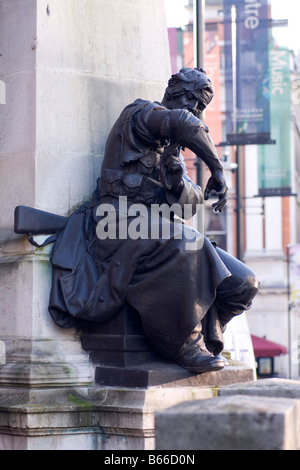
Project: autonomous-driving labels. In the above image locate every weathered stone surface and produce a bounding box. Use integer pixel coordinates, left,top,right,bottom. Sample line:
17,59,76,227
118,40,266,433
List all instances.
219,378,300,399
0,386,215,450
155,395,300,450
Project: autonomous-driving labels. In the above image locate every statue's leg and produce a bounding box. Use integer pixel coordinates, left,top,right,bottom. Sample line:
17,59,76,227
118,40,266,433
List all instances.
199,247,259,357
201,302,225,356
126,234,231,373
214,247,259,327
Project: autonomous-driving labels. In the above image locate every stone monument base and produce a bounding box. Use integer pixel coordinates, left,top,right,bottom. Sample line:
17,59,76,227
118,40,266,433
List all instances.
0,304,246,450
0,293,255,450
0,298,255,450
0,361,254,450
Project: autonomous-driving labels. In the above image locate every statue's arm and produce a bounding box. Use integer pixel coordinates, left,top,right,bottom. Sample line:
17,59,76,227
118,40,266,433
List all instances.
146,108,228,212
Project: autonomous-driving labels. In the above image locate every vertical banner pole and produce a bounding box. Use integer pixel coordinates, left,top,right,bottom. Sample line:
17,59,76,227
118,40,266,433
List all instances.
230,4,242,259
195,0,206,235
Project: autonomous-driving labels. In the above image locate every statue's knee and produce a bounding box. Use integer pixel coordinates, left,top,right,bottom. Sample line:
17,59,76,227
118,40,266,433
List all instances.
245,274,259,303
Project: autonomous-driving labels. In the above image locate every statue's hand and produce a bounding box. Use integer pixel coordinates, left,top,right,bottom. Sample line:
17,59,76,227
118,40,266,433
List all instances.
204,170,228,213
164,154,184,193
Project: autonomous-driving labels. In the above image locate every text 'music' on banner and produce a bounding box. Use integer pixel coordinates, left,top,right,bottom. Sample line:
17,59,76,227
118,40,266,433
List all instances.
258,43,292,198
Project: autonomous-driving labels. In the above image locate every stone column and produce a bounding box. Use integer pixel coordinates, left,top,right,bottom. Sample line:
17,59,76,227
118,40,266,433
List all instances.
0,0,171,450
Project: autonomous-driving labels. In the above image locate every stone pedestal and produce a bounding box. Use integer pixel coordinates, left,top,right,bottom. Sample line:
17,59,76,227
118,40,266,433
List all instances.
0,386,214,450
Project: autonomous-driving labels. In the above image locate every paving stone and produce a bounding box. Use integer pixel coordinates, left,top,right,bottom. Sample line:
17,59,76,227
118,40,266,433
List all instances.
219,378,300,399
155,395,300,450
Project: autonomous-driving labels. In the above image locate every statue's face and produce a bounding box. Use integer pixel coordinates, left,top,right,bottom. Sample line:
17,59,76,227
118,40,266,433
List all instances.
168,89,207,119
181,90,206,118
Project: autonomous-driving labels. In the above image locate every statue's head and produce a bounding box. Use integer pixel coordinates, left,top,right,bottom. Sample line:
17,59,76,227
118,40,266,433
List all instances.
162,67,214,118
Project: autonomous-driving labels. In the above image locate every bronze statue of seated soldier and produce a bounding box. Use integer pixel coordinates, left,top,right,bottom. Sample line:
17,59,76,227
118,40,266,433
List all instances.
15,68,259,374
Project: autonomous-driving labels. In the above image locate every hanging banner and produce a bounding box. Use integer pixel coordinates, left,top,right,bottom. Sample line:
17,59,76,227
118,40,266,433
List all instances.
223,0,273,145
258,44,291,197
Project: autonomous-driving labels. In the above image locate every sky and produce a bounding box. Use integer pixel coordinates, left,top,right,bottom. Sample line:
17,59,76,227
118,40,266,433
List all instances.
164,0,300,53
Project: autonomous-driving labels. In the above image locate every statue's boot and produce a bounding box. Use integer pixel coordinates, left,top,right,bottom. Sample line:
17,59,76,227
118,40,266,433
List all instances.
175,324,225,373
